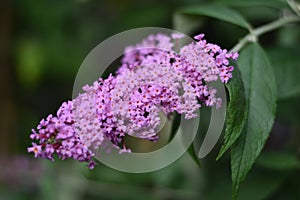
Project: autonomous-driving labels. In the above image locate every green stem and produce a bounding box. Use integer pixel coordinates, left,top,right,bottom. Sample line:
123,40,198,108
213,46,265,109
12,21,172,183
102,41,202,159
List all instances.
231,15,300,52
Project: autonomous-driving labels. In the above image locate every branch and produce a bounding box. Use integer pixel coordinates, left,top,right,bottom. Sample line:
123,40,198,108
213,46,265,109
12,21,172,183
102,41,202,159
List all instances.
231,15,300,52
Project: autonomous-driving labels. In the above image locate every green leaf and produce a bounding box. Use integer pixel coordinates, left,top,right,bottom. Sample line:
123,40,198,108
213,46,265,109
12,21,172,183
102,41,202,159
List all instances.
178,4,251,30
215,0,291,22
217,66,247,160
267,47,300,99
216,0,290,10
231,43,277,199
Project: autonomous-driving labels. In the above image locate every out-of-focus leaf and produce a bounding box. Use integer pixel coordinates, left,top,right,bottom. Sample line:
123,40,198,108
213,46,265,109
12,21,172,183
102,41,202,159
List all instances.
256,152,300,170
237,168,289,200
216,0,290,10
267,47,300,99
187,145,200,167
16,39,45,87
235,7,279,22
268,171,300,199
178,4,251,30
231,43,277,199
217,66,247,159
173,12,203,34
205,158,288,200
278,24,300,47
216,0,289,22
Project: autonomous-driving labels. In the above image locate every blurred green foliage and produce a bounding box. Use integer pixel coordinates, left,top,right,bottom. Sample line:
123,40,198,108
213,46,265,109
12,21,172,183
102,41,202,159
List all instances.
1,0,300,200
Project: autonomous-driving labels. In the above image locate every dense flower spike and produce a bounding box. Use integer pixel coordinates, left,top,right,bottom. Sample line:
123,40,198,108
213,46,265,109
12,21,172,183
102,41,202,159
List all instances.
28,33,238,168
28,101,96,169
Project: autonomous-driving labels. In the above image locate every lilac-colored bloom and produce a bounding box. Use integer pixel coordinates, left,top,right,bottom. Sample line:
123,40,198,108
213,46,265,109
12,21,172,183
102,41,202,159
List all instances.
28,33,238,169
194,33,205,40
27,143,42,158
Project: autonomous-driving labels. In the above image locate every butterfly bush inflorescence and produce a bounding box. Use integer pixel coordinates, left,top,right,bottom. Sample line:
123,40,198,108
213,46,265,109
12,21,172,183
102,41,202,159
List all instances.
28,33,238,169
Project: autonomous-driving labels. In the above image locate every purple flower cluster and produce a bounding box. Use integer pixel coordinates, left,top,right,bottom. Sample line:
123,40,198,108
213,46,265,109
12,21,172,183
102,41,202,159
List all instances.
28,33,238,168
28,101,96,168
